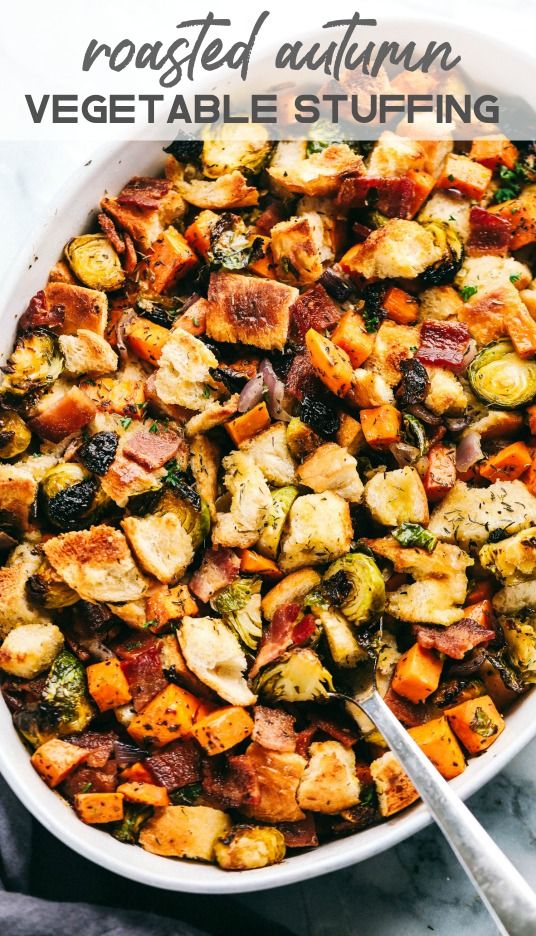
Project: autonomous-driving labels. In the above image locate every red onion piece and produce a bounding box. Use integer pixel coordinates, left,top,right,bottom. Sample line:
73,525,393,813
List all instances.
260,359,292,421
455,338,478,375
456,431,484,472
238,374,264,413
113,740,147,768
389,441,421,467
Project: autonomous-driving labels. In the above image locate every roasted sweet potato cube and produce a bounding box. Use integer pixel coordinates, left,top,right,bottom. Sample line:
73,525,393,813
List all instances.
44,282,108,336
141,227,198,294
146,584,198,630
446,695,505,753
469,137,519,170
117,781,170,807
86,658,132,712
127,683,201,747
125,317,170,365
192,706,254,755
408,716,466,779
206,271,298,350
74,792,124,824
360,405,402,448
392,644,443,703
31,739,87,788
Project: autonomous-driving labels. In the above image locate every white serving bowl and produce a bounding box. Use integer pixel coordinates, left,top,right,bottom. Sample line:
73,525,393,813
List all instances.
1,22,535,889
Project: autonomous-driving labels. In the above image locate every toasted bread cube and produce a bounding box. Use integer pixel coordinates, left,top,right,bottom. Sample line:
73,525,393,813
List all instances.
179,171,259,209
279,492,353,572
446,695,505,753
364,467,428,527
261,569,321,622
270,216,323,285
145,584,198,630
44,282,108,336
0,623,63,679
29,386,97,443
340,219,441,281
31,739,88,788
370,751,419,817
59,329,118,376
74,792,124,824
336,412,364,455
127,683,201,747
116,781,170,807
437,154,492,200
242,743,307,823
408,716,466,779
297,741,361,814
87,658,132,712
192,706,254,755
0,546,51,639
122,513,194,585
0,464,38,534
139,805,231,860
101,186,185,252
206,271,298,351
214,825,286,870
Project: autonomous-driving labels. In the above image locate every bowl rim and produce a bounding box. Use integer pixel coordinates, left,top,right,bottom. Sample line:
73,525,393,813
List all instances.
1,20,535,892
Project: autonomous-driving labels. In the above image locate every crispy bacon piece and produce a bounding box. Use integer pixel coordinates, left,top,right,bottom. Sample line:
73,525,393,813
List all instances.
249,603,301,679
467,206,513,257
414,619,495,660
336,174,417,219
189,547,241,603
202,753,260,810
98,212,125,253
312,716,359,747
121,643,167,712
383,685,429,728
145,739,201,790
61,761,118,801
18,290,64,333
416,320,470,370
122,428,183,472
117,177,171,211
255,201,285,235
252,705,297,753
292,613,317,646
123,233,138,274
295,725,318,757
285,351,323,401
278,813,318,848
290,284,341,341
62,730,116,768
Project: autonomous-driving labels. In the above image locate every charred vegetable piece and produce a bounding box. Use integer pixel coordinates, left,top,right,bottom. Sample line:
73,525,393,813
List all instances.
40,463,102,531
163,136,204,163
393,522,437,552
78,431,119,476
208,214,264,271
497,614,536,683
286,418,322,460
42,649,94,734
209,366,248,394
214,824,286,870
323,554,385,626
402,413,428,455
211,577,263,650
308,598,367,668
27,559,79,609
256,486,299,560
112,802,153,844
1,329,63,397
420,221,464,287
254,647,334,703
0,410,31,459
468,340,536,409
202,123,273,179
319,268,355,303
13,702,60,749
65,235,125,291
136,297,179,329
155,486,210,550
300,395,340,440
361,283,388,333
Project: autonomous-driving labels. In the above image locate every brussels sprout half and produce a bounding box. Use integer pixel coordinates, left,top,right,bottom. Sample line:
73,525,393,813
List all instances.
0,410,31,459
256,485,299,560
65,235,125,291
254,647,334,703
42,649,95,734
201,123,273,179
1,329,63,397
323,553,385,627
27,558,79,609
211,577,262,650
420,220,464,287
468,340,536,409
39,462,107,531
155,486,210,550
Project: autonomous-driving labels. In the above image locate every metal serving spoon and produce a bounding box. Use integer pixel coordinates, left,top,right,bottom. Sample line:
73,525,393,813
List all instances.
336,669,536,936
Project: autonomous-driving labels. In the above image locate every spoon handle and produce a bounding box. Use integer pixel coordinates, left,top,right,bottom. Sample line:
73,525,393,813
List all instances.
359,691,536,936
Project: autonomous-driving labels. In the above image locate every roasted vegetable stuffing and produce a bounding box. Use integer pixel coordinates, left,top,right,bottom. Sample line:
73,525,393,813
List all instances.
1,128,535,874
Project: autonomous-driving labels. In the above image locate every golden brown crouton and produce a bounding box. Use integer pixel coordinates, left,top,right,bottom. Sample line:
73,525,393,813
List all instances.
44,282,108,336
364,320,419,387
179,171,259,210
0,545,51,639
139,805,231,860
43,525,147,603
268,144,363,197
270,216,323,285
101,187,185,252
297,741,361,814
206,271,298,350
242,742,307,823
0,463,38,532
370,751,419,817
122,513,194,584
189,434,221,522
342,219,441,280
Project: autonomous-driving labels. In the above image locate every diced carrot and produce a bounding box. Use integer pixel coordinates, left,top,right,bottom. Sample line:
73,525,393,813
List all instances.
305,328,355,398
128,684,201,748
125,317,170,366
172,299,207,336
381,287,420,326
408,716,466,780
437,154,492,200
117,781,170,807
225,401,271,446
332,309,375,367
423,444,457,502
406,169,436,217
31,739,87,788
489,192,536,249
392,644,443,704
465,579,495,605
184,209,219,258
446,695,505,754
479,441,532,482
192,706,254,755
469,137,519,170
142,227,198,294
523,454,536,496
249,237,277,279
505,302,536,359
87,658,132,712
120,762,154,784
463,599,494,630
146,584,198,631
240,549,283,578
74,792,124,824
527,406,536,436
360,405,402,449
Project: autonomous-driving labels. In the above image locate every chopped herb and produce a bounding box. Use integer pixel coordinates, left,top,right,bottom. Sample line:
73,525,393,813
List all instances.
81,782,93,793
142,619,157,629
170,782,203,805
119,417,132,430
359,784,378,808
460,285,478,302
510,273,521,284
202,384,212,399
148,422,160,434
492,162,527,204
469,706,499,738
393,522,437,552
